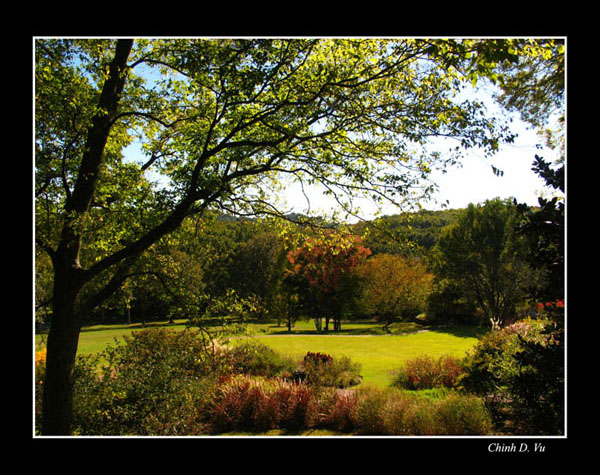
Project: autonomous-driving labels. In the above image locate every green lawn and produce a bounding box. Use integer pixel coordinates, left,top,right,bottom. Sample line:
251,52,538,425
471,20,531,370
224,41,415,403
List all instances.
35,320,189,355
36,319,486,389
248,327,484,387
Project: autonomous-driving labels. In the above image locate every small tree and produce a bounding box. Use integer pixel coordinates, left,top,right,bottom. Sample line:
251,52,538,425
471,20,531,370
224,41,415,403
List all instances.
355,253,433,328
433,199,534,330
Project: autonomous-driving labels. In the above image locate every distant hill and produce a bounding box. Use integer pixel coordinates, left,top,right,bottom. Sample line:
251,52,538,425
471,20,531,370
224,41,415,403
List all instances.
351,208,465,256
213,208,466,256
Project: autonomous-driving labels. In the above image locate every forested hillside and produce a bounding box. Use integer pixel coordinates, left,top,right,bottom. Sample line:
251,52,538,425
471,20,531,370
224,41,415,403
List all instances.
351,208,465,256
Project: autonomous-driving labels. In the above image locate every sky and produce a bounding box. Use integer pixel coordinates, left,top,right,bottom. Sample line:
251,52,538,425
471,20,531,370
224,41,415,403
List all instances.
278,114,559,221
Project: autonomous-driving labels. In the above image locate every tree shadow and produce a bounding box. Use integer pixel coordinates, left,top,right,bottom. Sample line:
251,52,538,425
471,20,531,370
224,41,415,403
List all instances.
428,324,489,339
79,320,187,334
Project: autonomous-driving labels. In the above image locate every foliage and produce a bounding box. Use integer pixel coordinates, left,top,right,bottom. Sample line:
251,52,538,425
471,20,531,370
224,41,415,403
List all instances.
432,199,535,329
207,374,492,435
353,208,464,257
68,329,217,435
224,339,296,378
192,289,263,324
457,317,564,434
515,155,564,305
208,375,318,433
508,321,564,434
348,386,491,436
426,278,480,324
458,319,544,395
354,253,433,324
392,355,464,390
292,351,362,389
494,39,565,160
285,231,371,331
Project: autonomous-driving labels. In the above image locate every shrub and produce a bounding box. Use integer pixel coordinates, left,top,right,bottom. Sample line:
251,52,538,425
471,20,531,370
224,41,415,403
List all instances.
293,352,362,389
69,328,216,435
226,340,296,378
393,355,464,390
346,387,492,436
435,392,493,435
458,317,564,434
351,386,389,435
321,390,357,433
206,377,493,435
208,375,319,433
210,376,277,433
274,380,318,430
507,322,564,434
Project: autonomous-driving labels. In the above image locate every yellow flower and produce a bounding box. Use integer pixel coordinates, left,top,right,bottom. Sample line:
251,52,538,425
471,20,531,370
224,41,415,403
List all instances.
35,348,47,367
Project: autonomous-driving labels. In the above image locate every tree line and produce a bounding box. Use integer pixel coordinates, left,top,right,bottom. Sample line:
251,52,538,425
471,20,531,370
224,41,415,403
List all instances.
36,173,564,334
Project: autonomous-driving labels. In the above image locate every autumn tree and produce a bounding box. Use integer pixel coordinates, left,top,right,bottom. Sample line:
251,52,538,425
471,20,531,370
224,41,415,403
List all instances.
286,232,372,331
35,38,540,434
354,253,433,328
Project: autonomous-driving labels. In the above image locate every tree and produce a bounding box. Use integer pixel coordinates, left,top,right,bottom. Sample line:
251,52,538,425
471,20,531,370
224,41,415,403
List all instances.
355,253,433,328
494,39,565,162
226,228,288,317
515,155,564,304
35,38,535,434
286,232,372,331
433,199,534,330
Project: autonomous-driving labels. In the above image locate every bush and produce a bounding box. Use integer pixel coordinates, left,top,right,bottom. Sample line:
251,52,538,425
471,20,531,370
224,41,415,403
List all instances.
321,390,357,433
435,392,493,435
226,340,296,378
351,386,389,434
206,375,493,435
208,375,318,433
69,328,216,435
349,386,491,435
292,352,362,389
458,317,564,435
393,355,464,390
507,322,564,434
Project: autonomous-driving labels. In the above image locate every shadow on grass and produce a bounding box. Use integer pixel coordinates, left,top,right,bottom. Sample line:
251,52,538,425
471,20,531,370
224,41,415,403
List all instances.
265,327,377,336
428,325,489,339
78,320,188,334
264,320,385,336
263,323,489,339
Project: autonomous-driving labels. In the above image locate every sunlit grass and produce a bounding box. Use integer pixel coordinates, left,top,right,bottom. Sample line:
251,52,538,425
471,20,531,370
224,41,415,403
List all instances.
35,319,485,388
253,327,484,388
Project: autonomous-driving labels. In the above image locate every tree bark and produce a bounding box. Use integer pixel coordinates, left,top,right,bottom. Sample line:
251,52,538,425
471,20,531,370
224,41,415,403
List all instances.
41,39,133,435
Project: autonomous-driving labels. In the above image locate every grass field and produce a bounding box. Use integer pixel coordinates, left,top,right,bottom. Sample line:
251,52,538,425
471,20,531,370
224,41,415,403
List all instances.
35,319,486,388
247,327,484,387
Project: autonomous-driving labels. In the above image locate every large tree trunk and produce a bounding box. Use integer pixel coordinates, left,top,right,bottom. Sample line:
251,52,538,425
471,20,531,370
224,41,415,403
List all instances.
40,39,133,435
41,264,85,434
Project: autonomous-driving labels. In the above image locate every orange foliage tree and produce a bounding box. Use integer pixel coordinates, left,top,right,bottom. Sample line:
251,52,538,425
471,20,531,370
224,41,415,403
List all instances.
286,232,372,331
